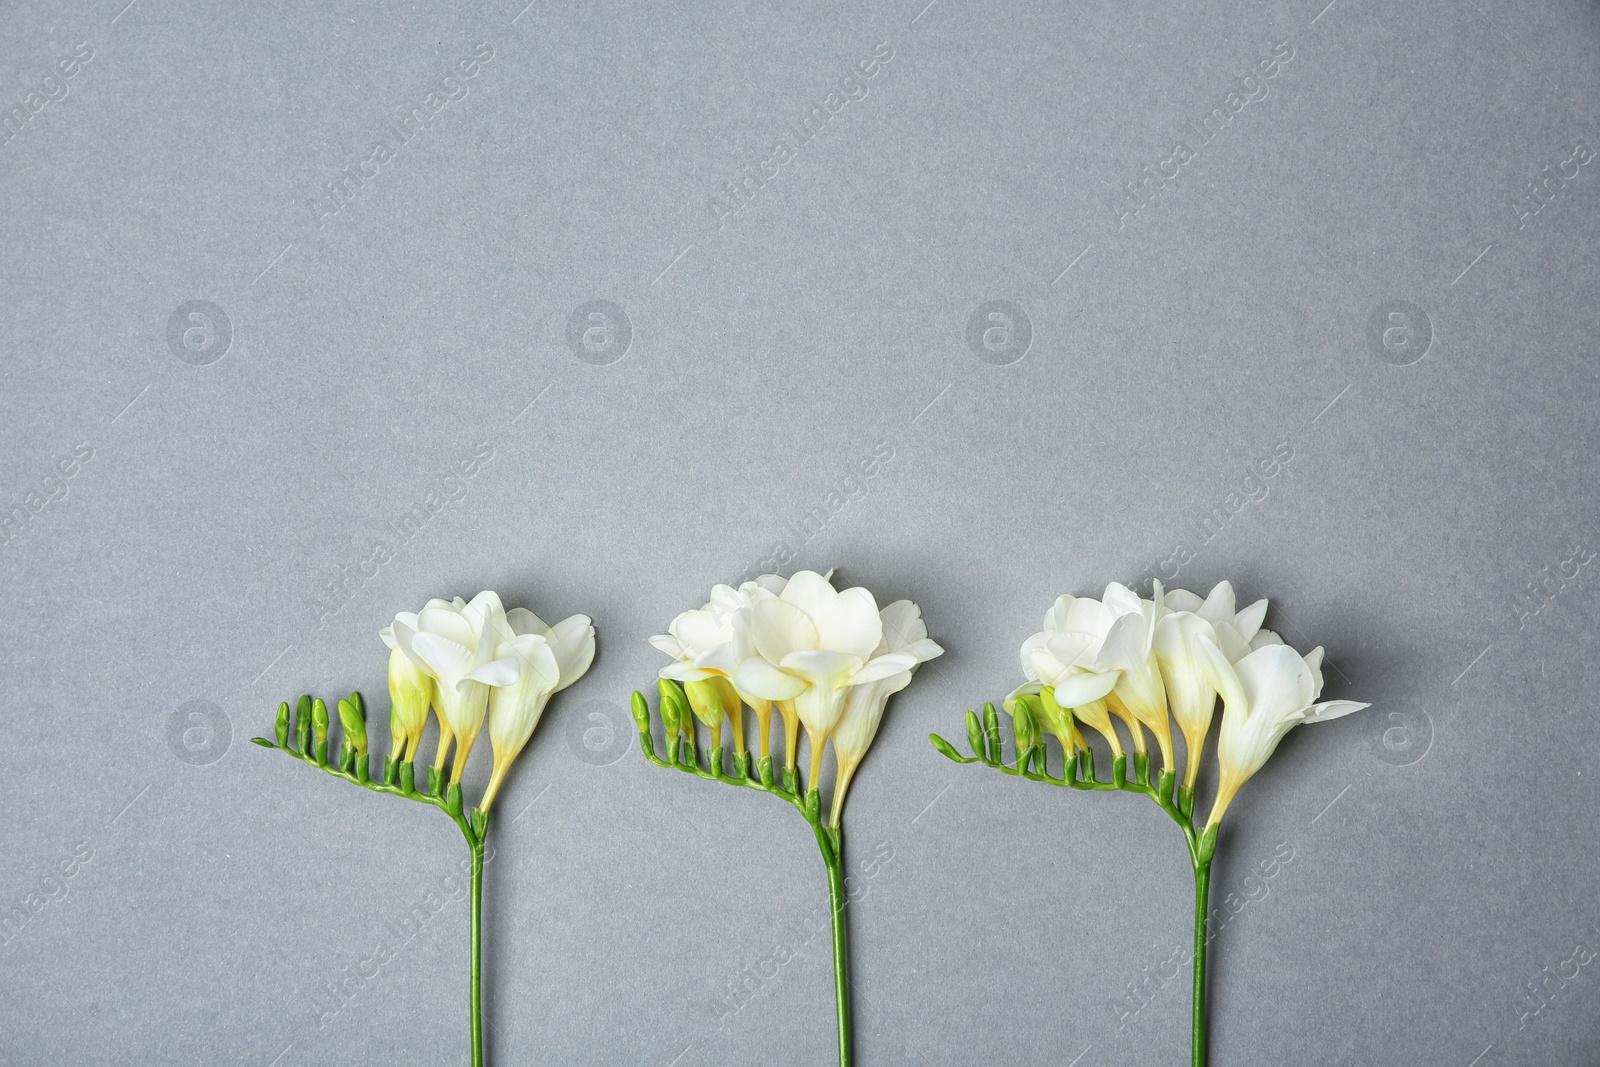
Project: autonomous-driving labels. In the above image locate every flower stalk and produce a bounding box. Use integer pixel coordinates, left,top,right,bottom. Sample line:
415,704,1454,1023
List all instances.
633,683,860,1064
932,579,1366,1067
636,570,941,1067
254,693,493,1065
255,589,596,1067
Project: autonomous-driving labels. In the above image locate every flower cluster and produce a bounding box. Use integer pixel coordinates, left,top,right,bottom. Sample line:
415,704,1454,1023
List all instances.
646,570,942,825
381,590,596,813
1003,579,1366,827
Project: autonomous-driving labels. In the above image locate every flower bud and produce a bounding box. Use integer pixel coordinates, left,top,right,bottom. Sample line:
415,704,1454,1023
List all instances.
338,697,368,755
275,702,290,747
657,679,688,736
295,694,313,752
312,699,330,743
1012,696,1039,754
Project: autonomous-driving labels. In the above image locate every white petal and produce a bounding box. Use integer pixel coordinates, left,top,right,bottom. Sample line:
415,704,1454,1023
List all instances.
390,618,434,677
418,603,476,648
1163,588,1204,613
1063,597,1112,638
732,657,807,700
649,633,684,659
751,599,820,663
1249,628,1284,651
379,624,397,650
878,600,928,654
1045,630,1102,670
1233,644,1316,723
778,649,864,690
1006,680,1044,702
411,631,474,687
1027,647,1069,686
1019,631,1049,678
672,608,730,658
1304,699,1368,723
812,586,883,660
467,656,523,688
1233,599,1269,641
852,651,920,685
1051,670,1120,708
1101,582,1143,618
1191,633,1248,715
1095,613,1150,673
1198,581,1237,629
507,607,551,638
545,615,596,691
778,570,838,620
1043,594,1077,634
903,637,943,664
661,660,713,682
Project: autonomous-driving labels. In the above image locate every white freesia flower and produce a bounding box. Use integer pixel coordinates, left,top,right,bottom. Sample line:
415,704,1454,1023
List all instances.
732,571,921,783
1095,582,1174,770
479,607,595,812
390,591,522,782
1153,581,1278,789
380,607,438,762
650,575,789,758
1192,633,1368,828
828,599,943,825
1007,589,1143,756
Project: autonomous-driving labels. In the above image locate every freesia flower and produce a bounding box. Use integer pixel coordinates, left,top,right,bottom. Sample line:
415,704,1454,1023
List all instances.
479,607,595,812
650,575,787,758
829,599,943,825
1095,582,1174,771
732,571,922,785
1007,591,1128,755
1192,634,1368,828
381,607,440,762
390,591,522,782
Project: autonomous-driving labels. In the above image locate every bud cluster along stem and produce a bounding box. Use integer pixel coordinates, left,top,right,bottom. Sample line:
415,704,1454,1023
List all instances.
633,679,856,1067
931,581,1367,1067
931,701,1219,1067
253,691,492,1067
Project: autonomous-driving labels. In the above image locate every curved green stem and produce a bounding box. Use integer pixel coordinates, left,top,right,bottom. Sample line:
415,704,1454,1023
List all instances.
634,689,851,1063
256,731,492,1067
933,704,1220,1067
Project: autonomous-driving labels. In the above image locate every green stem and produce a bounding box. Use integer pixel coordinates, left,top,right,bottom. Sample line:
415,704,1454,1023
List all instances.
812,820,853,1067
470,827,486,1067
1191,852,1211,1067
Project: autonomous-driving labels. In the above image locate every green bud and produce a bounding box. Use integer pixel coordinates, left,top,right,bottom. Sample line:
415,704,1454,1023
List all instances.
631,692,651,733
275,702,290,747
983,703,1001,756
684,679,727,729
930,734,966,763
966,710,985,760
657,679,688,735
1012,698,1039,754
311,699,330,744
295,695,312,751
337,698,368,755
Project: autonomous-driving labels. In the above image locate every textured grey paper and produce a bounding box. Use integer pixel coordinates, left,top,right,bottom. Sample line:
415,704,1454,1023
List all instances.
2,0,1598,1063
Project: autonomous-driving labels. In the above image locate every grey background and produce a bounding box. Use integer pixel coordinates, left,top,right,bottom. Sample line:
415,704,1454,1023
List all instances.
1,0,1596,1063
